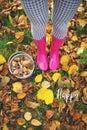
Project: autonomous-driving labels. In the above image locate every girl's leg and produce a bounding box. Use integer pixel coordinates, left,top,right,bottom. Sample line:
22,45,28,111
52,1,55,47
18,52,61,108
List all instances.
49,0,82,70
20,0,48,71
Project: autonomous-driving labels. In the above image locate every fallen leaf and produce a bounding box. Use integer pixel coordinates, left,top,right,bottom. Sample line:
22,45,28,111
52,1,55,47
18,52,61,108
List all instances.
18,15,27,25
15,32,24,39
24,99,40,109
11,102,19,112
41,80,50,88
12,82,23,93
35,74,43,83
24,112,32,121
0,76,10,87
52,73,61,82
58,102,66,113
80,42,87,48
2,124,9,130
27,128,34,130
37,87,47,100
17,6,23,10
77,5,84,12
62,65,69,71
80,71,87,77
17,93,26,99
70,110,82,121
78,19,87,27
0,65,3,71
55,120,61,129
82,114,87,124
60,55,70,65
71,36,78,41
46,110,54,119
31,119,42,126
44,89,54,105
0,55,6,64
1,63,8,76
68,64,79,75
46,33,51,46
77,48,84,55
46,24,52,33
49,121,57,130
68,22,71,28
17,118,26,126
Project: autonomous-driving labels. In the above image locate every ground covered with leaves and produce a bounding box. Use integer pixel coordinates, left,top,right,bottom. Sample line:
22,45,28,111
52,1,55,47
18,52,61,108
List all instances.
0,0,87,130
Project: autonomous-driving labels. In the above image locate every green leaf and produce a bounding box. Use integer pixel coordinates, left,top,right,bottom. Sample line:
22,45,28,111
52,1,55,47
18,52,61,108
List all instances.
66,83,71,90
8,15,13,25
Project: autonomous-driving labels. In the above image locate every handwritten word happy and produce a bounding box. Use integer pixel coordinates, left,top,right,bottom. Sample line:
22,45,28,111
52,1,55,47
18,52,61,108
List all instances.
56,88,79,103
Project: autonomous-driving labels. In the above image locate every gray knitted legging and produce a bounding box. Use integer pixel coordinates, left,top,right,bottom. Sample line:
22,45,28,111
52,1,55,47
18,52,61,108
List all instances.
20,0,82,40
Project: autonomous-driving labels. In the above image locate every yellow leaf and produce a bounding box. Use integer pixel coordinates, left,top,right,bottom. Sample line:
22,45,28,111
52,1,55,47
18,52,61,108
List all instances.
80,71,87,77
82,114,87,124
78,19,87,27
77,5,84,12
17,118,26,126
37,87,47,100
62,65,69,71
24,112,32,121
15,32,24,39
27,128,34,130
41,80,50,88
44,89,54,105
68,64,79,75
68,22,71,28
17,93,26,99
80,42,87,48
52,73,61,82
0,55,6,64
12,82,23,93
71,36,78,41
35,74,43,83
18,15,27,25
31,119,42,126
2,124,9,130
77,48,84,55
60,55,70,65
46,33,51,46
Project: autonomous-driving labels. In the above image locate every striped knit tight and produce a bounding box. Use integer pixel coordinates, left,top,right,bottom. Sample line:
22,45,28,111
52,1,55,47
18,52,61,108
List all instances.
20,0,82,40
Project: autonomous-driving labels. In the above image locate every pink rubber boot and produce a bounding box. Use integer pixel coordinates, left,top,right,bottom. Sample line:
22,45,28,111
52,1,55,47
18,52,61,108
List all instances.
34,37,48,71
49,35,66,70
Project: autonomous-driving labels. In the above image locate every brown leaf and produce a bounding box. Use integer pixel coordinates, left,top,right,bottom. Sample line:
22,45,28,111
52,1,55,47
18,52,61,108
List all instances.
0,65,3,71
46,110,54,119
70,110,82,121
49,121,57,130
58,102,66,113
11,102,19,112
24,99,40,109
1,63,8,76
51,99,59,108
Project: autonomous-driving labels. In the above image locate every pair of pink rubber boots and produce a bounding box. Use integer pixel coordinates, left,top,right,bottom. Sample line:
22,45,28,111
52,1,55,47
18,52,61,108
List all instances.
34,35,66,71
